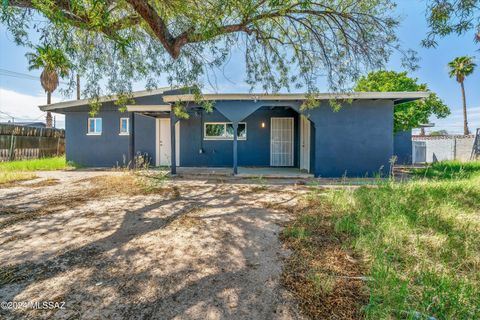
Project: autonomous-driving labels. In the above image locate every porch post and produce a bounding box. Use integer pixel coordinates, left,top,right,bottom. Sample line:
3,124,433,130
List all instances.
129,112,135,169
170,110,177,175
232,121,238,175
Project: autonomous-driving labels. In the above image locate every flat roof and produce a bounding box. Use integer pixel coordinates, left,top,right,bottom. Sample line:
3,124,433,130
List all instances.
39,90,429,112
162,92,430,103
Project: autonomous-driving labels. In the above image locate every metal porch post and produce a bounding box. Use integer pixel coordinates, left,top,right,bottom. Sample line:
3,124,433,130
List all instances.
170,110,177,175
233,121,238,175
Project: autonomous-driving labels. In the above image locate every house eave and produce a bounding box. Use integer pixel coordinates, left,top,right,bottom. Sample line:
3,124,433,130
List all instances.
162,92,430,104
38,87,173,112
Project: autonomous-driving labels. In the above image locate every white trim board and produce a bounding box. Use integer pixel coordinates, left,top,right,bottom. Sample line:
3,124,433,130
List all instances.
127,105,171,112
162,92,430,103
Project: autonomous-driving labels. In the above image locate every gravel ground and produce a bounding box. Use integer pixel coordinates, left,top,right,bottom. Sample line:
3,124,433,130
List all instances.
0,171,307,320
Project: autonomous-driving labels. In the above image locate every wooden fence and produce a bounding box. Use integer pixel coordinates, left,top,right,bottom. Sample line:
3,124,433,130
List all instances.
0,124,65,161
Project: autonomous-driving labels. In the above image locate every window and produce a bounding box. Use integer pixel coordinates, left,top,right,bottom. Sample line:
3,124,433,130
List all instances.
204,122,246,140
87,118,102,135
119,117,129,135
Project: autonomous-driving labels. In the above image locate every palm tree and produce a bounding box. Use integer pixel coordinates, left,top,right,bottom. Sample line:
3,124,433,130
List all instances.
26,45,71,128
448,56,476,135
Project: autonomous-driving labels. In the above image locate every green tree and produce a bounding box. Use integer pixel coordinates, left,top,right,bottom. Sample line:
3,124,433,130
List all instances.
25,45,71,127
429,129,448,136
423,0,480,47
448,56,476,135
2,0,415,107
354,71,450,132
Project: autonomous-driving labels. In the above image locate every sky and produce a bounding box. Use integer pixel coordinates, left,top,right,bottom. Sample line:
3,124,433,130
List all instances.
0,0,479,133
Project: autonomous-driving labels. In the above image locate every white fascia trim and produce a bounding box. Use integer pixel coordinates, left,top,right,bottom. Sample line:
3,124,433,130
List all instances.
39,87,173,111
162,92,430,103
126,105,171,112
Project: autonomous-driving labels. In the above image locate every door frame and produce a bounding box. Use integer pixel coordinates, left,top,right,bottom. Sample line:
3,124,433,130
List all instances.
155,118,180,166
299,115,311,172
270,117,294,167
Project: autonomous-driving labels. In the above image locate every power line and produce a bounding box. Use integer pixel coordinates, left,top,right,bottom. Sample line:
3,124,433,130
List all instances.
0,68,70,85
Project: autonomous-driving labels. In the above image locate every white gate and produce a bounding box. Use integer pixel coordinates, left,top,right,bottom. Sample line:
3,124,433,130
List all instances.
413,141,426,164
270,117,294,166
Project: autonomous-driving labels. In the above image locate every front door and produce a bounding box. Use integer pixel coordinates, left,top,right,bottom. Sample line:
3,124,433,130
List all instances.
157,118,180,166
158,118,171,166
270,117,294,166
300,115,310,172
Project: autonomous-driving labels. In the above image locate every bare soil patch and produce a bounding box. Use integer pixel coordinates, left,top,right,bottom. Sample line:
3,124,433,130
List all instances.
0,171,307,319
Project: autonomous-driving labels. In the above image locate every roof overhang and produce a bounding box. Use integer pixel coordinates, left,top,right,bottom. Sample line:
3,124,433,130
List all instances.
39,87,172,112
162,92,430,105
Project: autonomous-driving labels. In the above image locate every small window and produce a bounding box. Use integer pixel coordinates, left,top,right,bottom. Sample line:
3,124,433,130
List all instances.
87,118,102,135
119,117,129,135
204,122,246,140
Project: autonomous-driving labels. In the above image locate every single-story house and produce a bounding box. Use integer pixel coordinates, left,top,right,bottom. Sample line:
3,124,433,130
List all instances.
39,88,427,177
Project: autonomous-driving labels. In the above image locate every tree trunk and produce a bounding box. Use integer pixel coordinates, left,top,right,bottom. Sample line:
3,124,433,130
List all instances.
46,91,53,128
460,81,469,135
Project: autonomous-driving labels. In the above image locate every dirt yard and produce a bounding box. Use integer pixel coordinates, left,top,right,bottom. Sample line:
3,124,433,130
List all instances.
0,171,308,319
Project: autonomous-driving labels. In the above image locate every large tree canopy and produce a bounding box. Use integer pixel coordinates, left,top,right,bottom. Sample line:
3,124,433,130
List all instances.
1,0,415,105
354,71,450,132
424,0,480,47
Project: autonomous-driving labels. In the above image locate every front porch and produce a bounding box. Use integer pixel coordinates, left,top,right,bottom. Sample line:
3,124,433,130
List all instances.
175,166,313,178
129,99,313,176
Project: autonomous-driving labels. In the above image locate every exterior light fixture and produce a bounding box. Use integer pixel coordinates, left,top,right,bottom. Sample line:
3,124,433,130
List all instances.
261,122,266,128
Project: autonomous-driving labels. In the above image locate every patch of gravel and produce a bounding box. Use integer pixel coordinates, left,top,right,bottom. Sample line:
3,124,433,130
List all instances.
0,171,307,319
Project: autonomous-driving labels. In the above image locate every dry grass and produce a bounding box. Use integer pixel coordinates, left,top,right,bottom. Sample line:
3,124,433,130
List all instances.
0,172,37,187
0,173,175,230
24,178,60,188
280,196,368,319
282,165,480,319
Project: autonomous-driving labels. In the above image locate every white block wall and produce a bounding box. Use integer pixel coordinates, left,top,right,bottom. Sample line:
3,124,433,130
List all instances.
413,136,475,163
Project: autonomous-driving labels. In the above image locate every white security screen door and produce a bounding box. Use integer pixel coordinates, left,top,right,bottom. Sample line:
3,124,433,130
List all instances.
270,117,294,166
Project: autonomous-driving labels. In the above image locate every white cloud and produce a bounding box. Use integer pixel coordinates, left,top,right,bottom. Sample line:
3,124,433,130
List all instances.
0,88,65,128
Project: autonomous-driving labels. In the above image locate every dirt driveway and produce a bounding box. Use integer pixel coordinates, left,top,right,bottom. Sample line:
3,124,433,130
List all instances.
0,171,307,319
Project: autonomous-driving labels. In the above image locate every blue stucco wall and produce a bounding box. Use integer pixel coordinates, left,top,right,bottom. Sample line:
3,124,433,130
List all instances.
304,100,394,177
393,130,412,164
61,94,397,177
64,102,155,167
179,107,299,167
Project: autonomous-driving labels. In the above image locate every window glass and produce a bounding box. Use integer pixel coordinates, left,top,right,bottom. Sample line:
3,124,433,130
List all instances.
226,123,247,139
120,118,129,134
89,119,95,133
95,118,102,133
205,123,225,137
88,118,102,134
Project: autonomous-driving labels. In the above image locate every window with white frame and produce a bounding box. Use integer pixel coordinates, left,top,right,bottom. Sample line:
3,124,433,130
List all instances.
119,117,129,135
87,118,102,135
204,122,246,140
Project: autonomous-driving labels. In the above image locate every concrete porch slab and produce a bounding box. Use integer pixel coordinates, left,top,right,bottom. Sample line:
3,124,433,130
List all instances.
175,167,313,179
237,167,314,178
